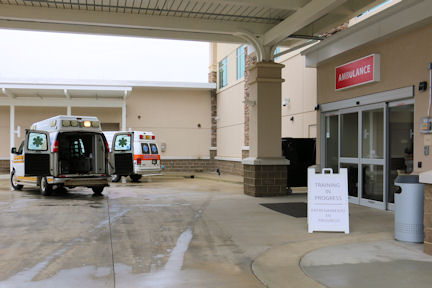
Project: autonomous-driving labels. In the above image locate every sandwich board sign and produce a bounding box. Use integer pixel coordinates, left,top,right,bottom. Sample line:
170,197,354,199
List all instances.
308,168,349,234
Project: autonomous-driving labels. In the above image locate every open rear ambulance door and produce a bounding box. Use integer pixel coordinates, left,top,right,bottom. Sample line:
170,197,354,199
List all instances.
112,132,134,176
24,130,51,176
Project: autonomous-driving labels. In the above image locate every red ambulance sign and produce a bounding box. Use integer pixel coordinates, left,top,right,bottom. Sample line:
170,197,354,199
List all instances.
335,54,380,90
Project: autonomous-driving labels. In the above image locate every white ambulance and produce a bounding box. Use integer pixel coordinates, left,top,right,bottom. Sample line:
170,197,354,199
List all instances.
10,115,115,196
103,131,161,182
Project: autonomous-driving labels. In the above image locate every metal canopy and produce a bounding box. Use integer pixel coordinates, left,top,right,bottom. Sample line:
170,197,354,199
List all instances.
0,0,385,60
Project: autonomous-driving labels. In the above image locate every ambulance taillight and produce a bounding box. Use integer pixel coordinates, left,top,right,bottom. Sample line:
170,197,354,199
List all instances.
104,139,110,152
136,158,142,165
53,140,59,152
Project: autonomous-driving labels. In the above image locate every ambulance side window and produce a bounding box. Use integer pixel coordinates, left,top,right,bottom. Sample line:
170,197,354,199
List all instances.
150,144,158,154
28,132,48,151
142,143,150,154
17,141,24,155
114,135,131,151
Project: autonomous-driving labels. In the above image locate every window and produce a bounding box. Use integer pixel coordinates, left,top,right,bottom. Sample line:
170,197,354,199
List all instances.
236,45,246,79
218,57,228,88
274,46,280,61
17,141,24,155
150,144,158,154
71,139,85,156
142,143,150,154
114,134,131,151
27,132,48,151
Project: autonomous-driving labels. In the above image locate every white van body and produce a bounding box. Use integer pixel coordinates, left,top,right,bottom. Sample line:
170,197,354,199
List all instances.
10,115,110,195
103,131,161,182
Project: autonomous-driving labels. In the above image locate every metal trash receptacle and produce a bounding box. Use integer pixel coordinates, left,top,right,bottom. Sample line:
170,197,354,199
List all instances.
393,175,424,243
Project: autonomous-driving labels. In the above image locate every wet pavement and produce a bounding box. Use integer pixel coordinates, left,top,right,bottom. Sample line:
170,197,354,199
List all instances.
0,175,267,288
0,173,431,288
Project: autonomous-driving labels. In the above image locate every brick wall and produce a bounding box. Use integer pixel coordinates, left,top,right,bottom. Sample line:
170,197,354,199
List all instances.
214,160,243,176
161,159,215,173
244,164,288,197
0,160,9,174
425,184,432,255
211,90,217,147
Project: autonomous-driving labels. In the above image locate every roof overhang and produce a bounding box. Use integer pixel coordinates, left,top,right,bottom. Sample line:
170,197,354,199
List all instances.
0,0,382,61
302,0,431,67
0,80,215,107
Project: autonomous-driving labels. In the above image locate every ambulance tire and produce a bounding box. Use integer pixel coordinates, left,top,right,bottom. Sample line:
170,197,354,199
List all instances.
40,177,52,196
92,186,104,196
111,174,121,182
130,174,142,182
10,170,23,191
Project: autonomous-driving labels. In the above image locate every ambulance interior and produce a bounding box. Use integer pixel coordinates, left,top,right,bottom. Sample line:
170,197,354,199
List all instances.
57,132,106,175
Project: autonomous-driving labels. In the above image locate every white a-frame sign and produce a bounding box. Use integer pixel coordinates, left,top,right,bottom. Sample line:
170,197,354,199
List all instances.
308,168,350,234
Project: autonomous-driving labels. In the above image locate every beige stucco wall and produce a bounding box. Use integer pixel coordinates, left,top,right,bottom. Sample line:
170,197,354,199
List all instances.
214,42,318,159
127,87,211,158
14,106,67,149
217,81,245,159
280,53,317,138
0,107,9,158
216,43,245,90
71,107,121,125
315,21,432,172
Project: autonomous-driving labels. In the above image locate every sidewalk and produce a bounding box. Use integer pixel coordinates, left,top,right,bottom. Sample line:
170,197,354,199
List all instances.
252,204,432,288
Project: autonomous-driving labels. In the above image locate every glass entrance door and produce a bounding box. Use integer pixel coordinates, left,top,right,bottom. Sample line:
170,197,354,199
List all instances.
323,100,413,210
359,106,385,209
325,103,386,209
388,102,414,210
339,111,359,202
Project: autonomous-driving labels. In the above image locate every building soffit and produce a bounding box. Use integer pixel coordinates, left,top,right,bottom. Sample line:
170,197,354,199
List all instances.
302,0,429,67
0,0,382,61
0,83,132,107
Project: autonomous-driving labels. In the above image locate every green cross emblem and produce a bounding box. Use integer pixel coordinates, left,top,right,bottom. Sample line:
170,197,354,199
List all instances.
33,136,43,147
118,137,128,147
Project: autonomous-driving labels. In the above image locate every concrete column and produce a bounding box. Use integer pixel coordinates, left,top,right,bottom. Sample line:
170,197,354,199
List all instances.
67,104,71,116
242,61,290,197
122,102,127,131
10,104,15,150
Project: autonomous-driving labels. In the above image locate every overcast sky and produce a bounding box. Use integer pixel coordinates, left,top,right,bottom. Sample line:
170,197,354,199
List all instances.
0,29,210,83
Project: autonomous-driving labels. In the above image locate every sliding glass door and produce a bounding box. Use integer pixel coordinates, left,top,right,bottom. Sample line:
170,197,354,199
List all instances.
324,103,386,209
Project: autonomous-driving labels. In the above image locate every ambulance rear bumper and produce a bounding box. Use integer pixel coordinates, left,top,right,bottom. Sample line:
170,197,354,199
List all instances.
52,176,109,187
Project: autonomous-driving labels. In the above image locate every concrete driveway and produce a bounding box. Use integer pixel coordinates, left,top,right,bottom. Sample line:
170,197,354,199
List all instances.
0,174,409,288
0,175,282,288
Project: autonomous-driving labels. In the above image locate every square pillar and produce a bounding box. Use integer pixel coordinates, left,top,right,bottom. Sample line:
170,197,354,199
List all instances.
243,61,289,197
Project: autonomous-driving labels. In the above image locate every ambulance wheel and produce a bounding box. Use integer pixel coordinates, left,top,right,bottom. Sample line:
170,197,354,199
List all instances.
92,186,104,195
111,174,121,183
130,174,142,182
10,171,23,191
40,177,52,196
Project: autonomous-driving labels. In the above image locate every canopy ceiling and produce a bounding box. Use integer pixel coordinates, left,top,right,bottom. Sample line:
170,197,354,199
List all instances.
0,0,387,60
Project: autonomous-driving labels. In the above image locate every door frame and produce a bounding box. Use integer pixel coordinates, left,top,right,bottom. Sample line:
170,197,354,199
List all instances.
319,86,415,210
386,99,414,211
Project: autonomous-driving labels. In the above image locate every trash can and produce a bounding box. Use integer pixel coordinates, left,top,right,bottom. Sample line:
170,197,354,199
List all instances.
393,175,424,243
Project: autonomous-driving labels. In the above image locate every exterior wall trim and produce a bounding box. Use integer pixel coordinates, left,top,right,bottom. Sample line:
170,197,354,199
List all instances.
303,0,427,67
320,86,414,112
161,156,210,160
242,157,290,165
214,156,242,162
